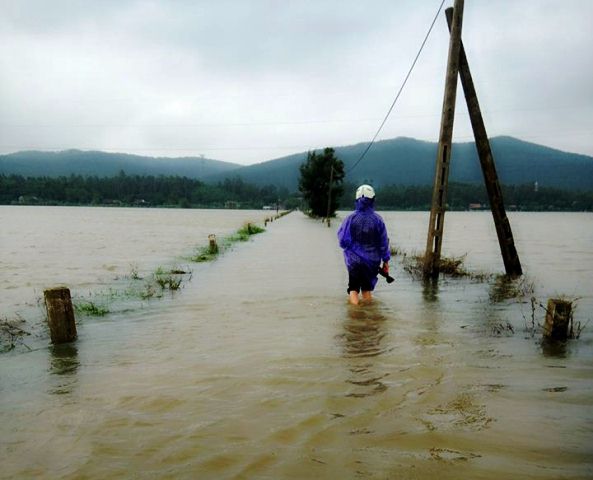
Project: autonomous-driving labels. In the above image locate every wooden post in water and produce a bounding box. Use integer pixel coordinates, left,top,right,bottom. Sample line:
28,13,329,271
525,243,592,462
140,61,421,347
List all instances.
423,0,465,279
445,8,522,277
543,299,572,341
208,234,219,254
44,287,77,344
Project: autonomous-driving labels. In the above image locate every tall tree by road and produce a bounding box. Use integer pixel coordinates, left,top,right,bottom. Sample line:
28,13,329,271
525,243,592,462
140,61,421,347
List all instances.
299,148,345,217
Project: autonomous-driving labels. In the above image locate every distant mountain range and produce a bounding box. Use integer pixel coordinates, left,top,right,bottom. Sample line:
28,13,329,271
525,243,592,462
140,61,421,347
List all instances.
2,136,592,191
0,149,239,179
205,136,593,191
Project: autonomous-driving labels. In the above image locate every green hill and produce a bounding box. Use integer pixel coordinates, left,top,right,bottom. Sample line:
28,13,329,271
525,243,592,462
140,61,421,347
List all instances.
206,136,593,191
0,149,239,179
2,137,592,191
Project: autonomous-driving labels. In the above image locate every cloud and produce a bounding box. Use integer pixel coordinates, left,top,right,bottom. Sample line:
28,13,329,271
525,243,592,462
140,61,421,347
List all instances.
1,0,592,164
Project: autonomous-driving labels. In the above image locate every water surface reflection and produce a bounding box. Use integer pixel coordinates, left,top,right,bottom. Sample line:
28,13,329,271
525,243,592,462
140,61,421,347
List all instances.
48,343,79,395
540,338,568,358
340,304,389,398
422,278,439,303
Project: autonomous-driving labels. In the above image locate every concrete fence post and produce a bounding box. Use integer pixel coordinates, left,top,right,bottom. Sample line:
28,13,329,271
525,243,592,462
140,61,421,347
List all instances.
44,287,77,344
543,299,572,341
208,234,219,254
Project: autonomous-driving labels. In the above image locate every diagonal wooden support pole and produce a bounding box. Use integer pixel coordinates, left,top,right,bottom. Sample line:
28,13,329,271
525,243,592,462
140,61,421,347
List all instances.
445,8,522,276
423,0,465,279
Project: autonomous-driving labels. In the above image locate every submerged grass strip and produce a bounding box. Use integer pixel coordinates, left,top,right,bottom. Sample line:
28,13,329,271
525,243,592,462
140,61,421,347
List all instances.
69,265,190,319
4,213,288,352
73,301,110,316
1,316,31,352
190,221,266,263
74,219,270,317
191,243,220,263
73,218,274,318
396,250,486,280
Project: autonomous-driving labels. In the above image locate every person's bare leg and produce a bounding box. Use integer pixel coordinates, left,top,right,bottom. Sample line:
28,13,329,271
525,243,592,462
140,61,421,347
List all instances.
361,291,373,302
349,290,360,305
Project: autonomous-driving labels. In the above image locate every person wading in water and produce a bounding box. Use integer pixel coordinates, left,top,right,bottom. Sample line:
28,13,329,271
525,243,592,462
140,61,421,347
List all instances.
337,184,390,305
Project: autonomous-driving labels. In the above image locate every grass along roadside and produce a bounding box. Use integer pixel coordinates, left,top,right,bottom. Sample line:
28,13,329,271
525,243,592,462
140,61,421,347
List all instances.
190,222,266,263
390,245,535,300
1,216,282,353
69,218,275,321
0,218,276,351
389,245,589,343
70,265,191,317
1,315,31,352
70,219,273,318
522,295,588,340
392,246,490,282
67,216,285,318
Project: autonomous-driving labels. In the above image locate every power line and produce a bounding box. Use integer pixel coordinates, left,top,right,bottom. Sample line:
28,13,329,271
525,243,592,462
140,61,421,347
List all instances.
347,0,446,174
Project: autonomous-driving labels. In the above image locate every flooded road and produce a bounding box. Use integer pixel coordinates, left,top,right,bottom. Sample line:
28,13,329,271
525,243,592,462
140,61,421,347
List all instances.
1,208,592,478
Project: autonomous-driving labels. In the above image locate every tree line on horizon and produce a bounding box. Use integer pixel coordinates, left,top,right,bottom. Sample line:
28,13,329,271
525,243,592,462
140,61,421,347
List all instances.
1,171,592,211
297,148,593,214
340,182,593,211
0,172,291,209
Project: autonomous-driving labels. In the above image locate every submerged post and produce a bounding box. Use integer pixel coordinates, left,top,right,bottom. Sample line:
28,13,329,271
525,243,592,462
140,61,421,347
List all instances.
445,8,522,277
423,0,465,279
208,234,219,254
44,287,77,344
543,299,572,341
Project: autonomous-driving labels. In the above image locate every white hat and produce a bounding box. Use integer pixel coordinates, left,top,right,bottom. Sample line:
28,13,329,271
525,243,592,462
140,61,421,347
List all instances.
355,184,375,199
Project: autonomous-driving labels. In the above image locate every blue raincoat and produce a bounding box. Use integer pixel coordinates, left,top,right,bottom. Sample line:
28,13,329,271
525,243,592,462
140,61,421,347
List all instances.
337,197,390,291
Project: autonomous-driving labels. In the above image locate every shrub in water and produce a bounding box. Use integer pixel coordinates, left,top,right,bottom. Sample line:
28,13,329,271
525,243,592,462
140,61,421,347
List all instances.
74,301,109,316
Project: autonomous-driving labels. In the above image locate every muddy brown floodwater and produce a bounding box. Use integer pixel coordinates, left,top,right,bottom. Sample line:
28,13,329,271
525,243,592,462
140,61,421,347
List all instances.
1,207,592,479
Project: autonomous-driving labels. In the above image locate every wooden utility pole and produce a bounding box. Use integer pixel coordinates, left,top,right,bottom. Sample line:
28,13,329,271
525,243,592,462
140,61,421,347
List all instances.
423,0,465,279
445,8,522,276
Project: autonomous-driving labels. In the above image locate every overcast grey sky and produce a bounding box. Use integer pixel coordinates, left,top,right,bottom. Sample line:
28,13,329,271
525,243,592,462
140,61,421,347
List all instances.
1,0,592,165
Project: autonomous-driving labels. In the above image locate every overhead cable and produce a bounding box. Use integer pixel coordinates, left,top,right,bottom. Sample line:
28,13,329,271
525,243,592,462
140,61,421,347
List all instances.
347,0,447,174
